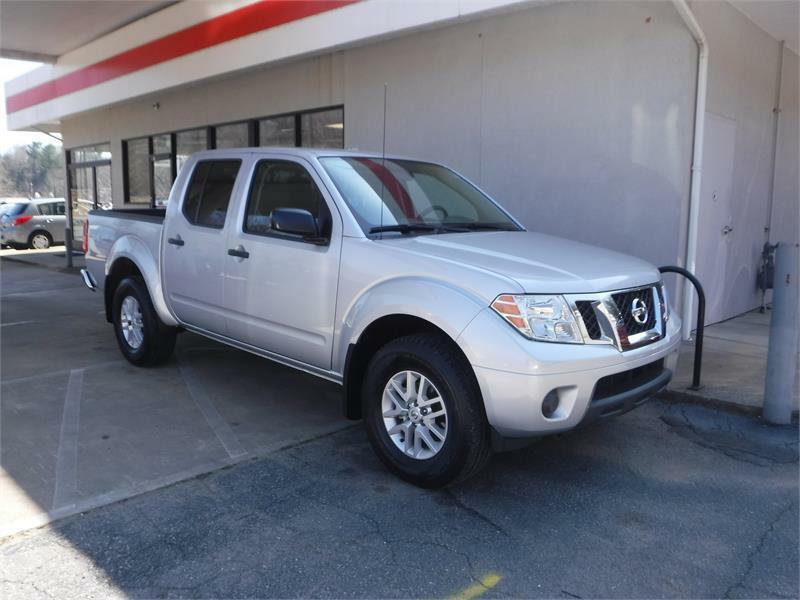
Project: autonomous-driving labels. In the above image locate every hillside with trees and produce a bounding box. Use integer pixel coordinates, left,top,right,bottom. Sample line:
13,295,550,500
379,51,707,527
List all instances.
0,142,65,198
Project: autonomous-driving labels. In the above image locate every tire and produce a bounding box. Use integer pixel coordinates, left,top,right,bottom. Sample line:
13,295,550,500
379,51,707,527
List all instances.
112,276,177,366
362,333,492,488
28,231,52,250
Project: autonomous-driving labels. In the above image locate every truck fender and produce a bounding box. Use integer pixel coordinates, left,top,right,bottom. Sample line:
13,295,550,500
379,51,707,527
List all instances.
105,235,178,327
334,276,486,375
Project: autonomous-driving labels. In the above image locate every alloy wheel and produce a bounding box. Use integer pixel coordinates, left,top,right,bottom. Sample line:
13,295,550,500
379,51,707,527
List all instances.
382,370,448,460
120,296,144,349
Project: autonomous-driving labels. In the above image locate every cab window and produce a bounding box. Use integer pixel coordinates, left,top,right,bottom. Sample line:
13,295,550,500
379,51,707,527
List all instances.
244,160,331,241
182,160,241,228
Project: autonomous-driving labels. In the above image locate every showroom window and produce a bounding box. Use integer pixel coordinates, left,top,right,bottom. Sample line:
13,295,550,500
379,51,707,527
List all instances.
66,143,113,249
123,106,344,206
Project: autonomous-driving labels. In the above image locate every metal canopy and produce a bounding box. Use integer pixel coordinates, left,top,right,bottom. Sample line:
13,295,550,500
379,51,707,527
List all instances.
0,0,175,62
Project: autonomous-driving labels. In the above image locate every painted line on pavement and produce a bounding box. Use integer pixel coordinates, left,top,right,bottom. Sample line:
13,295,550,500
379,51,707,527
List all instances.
0,320,37,327
178,356,247,459
52,368,84,511
450,573,503,600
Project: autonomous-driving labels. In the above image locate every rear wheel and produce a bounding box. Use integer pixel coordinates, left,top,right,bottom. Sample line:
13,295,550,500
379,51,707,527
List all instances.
362,333,492,488
28,231,52,249
112,276,176,366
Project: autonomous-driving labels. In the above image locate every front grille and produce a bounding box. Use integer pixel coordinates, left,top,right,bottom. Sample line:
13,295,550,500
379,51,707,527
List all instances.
592,359,664,402
575,301,602,340
612,288,656,336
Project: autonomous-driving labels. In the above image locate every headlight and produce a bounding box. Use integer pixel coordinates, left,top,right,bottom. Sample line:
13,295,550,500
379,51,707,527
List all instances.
491,294,583,343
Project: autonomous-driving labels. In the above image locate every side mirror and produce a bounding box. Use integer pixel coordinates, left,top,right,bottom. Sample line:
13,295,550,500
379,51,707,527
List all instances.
271,207,327,244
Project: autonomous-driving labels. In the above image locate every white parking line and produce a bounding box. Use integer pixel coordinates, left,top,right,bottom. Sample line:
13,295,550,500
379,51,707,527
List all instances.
178,357,247,459
52,369,84,511
0,320,37,327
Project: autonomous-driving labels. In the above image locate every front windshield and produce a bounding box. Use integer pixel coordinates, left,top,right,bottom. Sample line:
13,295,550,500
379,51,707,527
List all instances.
319,157,520,236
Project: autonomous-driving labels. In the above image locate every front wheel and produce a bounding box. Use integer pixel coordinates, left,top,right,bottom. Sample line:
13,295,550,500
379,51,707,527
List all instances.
112,277,176,366
362,333,492,488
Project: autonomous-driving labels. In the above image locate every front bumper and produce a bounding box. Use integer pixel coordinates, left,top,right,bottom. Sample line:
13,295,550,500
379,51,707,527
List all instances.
458,307,681,438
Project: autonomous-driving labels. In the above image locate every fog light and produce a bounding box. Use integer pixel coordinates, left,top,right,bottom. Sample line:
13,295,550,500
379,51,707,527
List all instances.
542,390,559,418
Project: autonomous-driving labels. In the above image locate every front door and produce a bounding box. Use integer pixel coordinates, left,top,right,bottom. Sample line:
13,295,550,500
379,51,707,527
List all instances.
163,159,243,335
223,157,341,369
696,112,737,326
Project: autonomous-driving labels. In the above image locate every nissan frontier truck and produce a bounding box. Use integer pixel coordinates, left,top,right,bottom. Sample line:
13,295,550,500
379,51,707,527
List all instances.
82,148,680,487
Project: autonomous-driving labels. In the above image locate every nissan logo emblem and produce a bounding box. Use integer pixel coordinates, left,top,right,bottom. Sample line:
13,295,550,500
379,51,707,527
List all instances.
631,297,648,325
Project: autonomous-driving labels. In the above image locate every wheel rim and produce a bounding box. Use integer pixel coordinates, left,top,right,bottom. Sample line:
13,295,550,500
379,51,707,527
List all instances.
32,234,49,249
382,370,448,460
120,296,144,350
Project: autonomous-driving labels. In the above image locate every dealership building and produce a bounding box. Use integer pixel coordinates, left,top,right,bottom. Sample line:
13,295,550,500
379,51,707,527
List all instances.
2,0,798,335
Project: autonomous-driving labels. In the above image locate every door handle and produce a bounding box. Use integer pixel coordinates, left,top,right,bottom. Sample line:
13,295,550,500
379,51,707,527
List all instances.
721,225,733,235
228,246,249,259
167,236,185,246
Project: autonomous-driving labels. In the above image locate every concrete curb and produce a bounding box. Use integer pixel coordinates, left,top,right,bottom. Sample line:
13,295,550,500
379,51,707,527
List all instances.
0,253,83,275
657,388,799,420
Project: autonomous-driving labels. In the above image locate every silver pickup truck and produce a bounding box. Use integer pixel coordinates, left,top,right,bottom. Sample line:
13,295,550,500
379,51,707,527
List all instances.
83,148,681,487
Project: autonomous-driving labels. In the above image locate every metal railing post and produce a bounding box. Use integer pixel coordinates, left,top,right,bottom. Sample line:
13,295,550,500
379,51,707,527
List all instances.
659,266,706,390
763,242,799,425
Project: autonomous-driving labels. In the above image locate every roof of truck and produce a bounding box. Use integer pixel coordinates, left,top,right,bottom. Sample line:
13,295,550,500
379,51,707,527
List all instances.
188,147,416,161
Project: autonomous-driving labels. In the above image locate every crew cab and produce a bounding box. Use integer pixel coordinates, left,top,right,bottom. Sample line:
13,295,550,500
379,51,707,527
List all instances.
82,148,681,487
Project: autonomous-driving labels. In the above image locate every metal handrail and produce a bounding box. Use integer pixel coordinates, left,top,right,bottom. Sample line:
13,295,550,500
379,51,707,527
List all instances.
659,266,705,390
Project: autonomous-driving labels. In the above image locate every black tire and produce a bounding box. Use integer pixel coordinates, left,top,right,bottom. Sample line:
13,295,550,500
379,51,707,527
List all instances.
362,333,492,488
28,230,52,250
112,276,176,366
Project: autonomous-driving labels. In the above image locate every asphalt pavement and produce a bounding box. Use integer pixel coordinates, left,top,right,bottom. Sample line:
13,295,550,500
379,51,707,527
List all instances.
0,255,797,599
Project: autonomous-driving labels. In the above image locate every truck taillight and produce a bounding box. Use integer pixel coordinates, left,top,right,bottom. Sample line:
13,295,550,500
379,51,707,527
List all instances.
82,221,89,254
13,215,32,226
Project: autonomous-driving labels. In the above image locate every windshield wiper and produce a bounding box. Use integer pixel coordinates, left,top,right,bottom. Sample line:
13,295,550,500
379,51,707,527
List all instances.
444,223,517,231
369,224,437,235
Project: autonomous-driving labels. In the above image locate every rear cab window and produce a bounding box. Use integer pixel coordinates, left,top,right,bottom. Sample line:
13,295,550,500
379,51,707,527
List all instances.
182,160,241,228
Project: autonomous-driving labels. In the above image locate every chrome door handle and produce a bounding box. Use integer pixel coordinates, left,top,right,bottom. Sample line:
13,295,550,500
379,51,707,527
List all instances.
167,236,184,246
228,246,249,259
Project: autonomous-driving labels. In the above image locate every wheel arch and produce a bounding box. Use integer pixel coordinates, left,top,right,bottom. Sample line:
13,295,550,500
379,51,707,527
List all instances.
342,314,479,421
103,236,177,327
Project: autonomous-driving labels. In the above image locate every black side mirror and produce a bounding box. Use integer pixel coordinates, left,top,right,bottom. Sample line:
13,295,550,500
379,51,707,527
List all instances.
271,208,327,244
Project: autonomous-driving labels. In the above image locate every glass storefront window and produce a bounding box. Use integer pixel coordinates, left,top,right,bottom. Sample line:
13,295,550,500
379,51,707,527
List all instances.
215,122,249,149
96,164,112,210
259,116,295,147
153,134,171,155
126,138,150,204
122,106,344,203
301,109,344,148
176,128,208,174
153,158,172,206
69,144,111,163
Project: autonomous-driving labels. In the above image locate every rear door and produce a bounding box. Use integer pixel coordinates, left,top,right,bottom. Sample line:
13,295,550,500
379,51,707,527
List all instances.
223,157,342,369
163,159,243,335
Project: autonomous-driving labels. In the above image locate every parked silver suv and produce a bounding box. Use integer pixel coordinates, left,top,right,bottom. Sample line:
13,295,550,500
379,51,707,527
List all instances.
0,198,67,249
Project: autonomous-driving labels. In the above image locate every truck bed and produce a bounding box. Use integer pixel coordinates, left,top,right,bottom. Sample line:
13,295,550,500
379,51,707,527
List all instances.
90,208,166,223
85,208,166,293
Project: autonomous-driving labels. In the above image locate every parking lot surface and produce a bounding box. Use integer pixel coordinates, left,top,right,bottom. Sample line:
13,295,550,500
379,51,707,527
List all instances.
1,258,798,599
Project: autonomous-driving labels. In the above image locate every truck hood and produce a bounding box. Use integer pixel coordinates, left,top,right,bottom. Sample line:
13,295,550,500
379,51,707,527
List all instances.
384,231,661,294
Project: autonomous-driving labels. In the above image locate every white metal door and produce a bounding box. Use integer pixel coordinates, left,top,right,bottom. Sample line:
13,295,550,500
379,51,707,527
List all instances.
696,112,737,326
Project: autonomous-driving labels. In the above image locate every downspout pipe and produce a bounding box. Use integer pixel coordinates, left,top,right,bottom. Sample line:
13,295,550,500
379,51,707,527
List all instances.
672,0,709,340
